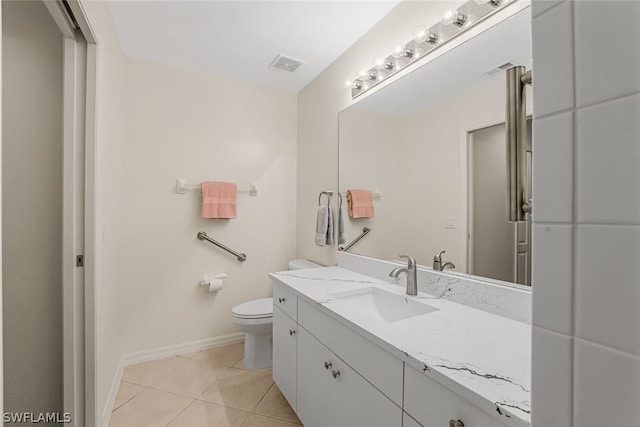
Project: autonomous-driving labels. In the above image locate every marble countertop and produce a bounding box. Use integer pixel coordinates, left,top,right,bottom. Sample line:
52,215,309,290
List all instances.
270,266,531,427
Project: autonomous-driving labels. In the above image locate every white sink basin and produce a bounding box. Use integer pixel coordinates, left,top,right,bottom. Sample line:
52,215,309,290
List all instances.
329,287,439,323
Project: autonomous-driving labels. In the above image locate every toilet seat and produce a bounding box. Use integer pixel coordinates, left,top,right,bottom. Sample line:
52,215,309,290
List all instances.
232,297,273,319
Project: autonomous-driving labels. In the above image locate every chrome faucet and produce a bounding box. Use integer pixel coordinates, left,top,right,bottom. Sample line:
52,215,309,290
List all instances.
389,255,418,296
433,250,456,271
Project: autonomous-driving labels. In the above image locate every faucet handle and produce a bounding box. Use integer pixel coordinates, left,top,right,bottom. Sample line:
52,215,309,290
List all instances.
433,250,446,262
399,255,416,267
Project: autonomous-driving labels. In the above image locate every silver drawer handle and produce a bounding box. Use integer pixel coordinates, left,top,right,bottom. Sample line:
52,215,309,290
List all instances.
324,361,332,370
289,329,296,336
278,297,286,303
332,370,341,379
449,421,464,427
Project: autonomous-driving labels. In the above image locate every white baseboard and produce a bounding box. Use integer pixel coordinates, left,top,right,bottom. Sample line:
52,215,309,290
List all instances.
102,332,245,426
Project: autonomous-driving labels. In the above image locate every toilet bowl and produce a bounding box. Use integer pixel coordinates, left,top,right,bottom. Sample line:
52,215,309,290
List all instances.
231,259,321,369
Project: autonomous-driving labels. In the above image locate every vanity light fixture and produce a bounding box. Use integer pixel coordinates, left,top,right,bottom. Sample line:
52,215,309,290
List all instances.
346,0,516,99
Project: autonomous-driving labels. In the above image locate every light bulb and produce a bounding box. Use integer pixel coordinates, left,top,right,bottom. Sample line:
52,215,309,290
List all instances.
441,10,467,27
415,29,438,44
414,28,427,44
351,80,363,90
392,45,414,59
345,80,352,88
375,57,394,71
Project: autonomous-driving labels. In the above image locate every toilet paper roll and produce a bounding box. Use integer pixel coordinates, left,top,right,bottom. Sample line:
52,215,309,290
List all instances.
207,279,224,292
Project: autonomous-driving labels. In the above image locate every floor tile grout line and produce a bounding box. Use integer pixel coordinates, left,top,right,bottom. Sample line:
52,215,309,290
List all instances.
163,396,197,427
249,411,303,425
111,383,148,413
252,382,276,411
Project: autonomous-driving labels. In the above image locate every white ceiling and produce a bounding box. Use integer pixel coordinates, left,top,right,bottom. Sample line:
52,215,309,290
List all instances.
108,1,400,93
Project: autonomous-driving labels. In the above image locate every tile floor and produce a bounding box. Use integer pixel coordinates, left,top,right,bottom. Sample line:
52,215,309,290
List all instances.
110,342,303,427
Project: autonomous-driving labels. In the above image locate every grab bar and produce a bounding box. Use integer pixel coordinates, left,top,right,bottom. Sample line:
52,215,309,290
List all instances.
197,231,247,262
338,227,371,252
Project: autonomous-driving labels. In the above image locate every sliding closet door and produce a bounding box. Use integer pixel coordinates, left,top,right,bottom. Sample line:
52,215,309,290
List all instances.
2,0,64,420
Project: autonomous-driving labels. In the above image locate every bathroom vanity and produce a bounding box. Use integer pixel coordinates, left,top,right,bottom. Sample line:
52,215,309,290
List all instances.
270,266,530,427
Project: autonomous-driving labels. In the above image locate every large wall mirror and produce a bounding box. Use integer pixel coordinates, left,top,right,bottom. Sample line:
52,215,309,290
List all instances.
338,5,532,286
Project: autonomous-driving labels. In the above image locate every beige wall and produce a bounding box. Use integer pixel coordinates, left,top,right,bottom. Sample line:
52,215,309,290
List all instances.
116,56,297,354
297,1,464,266
2,0,63,419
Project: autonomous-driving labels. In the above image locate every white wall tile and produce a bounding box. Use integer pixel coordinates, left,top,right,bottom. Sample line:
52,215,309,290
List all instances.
574,339,640,427
532,112,573,223
532,224,573,335
577,94,640,224
575,1,640,107
576,225,640,356
531,0,565,19
531,327,572,427
532,1,574,117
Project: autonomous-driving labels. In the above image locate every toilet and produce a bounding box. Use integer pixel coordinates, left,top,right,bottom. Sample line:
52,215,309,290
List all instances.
231,259,321,369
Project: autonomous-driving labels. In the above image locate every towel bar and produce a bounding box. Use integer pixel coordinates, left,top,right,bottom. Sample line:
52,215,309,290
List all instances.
176,179,258,196
318,190,333,206
338,227,371,252
197,231,247,262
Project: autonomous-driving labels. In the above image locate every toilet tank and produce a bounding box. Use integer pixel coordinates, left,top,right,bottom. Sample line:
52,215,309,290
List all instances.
288,259,322,270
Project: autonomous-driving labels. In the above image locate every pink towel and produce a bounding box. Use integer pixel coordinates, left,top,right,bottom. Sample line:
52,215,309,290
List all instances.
347,189,374,218
201,182,237,219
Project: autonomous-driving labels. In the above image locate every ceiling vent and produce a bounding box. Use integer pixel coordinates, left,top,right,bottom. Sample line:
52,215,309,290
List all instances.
269,54,305,73
486,61,515,76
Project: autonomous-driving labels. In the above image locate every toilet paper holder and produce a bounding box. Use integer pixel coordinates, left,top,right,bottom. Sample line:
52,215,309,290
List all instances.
199,273,228,287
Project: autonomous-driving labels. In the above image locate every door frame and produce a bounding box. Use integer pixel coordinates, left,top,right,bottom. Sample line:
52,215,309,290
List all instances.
43,1,98,425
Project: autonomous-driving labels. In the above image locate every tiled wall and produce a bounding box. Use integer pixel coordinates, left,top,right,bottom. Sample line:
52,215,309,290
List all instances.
530,1,640,426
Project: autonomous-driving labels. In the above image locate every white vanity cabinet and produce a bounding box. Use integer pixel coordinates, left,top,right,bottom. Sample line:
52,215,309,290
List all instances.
297,327,402,427
272,278,517,427
404,364,504,427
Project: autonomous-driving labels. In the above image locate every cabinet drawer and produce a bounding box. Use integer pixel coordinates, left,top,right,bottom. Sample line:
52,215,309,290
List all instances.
298,298,403,406
404,364,507,427
272,281,297,320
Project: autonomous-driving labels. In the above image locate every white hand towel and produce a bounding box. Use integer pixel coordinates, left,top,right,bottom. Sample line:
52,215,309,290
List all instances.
315,206,329,246
326,207,334,246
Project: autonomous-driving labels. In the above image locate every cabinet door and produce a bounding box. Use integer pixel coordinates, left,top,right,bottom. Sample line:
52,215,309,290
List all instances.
404,365,507,427
297,327,336,427
298,328,402,427
273,306,298,410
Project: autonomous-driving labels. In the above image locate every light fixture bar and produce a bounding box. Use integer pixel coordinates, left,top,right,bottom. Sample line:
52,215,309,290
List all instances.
348,0,518,99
